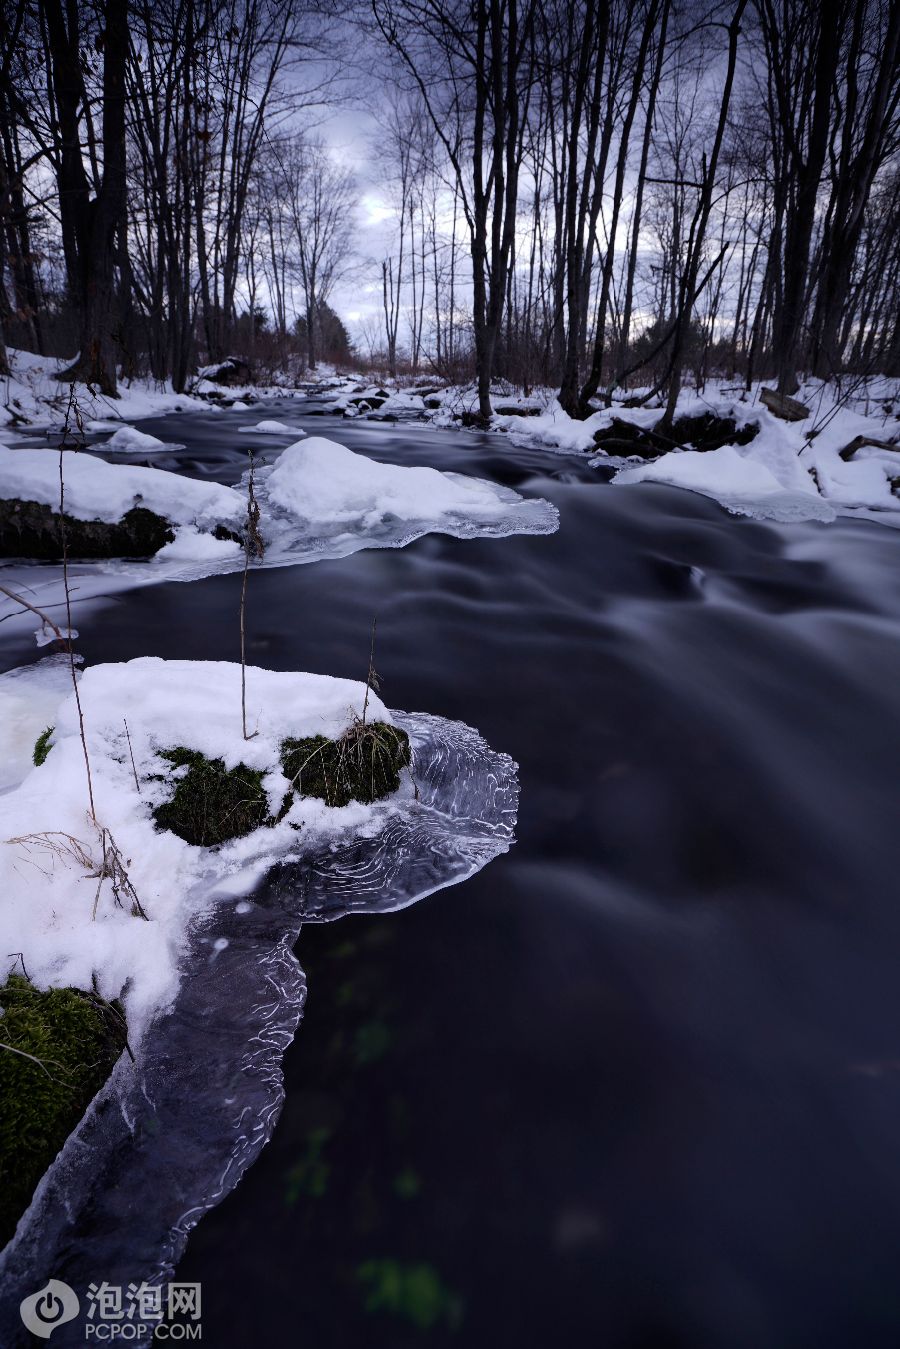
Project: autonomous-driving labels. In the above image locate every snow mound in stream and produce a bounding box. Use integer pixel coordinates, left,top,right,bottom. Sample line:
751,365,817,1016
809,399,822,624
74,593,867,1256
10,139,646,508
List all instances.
257,434,559,539
238,419,302,435
102,425,182,453
0,658,402,1038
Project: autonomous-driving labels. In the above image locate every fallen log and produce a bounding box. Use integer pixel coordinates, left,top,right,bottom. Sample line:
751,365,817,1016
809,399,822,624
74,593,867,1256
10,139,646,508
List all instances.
759,387,810,421
838,434,900,463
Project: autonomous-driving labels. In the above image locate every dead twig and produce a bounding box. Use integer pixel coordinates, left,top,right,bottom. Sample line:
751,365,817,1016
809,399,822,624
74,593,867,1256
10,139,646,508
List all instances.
0,1041,74,1085
58,386,96,821
92,828,148,921
240,448,265,741
0,584,66,643
362,617,379,726
123,719,141,795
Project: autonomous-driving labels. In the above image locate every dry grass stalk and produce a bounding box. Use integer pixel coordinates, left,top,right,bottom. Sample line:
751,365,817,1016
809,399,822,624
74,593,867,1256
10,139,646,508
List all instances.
7,831,97,875
58,386,97,821
240,448,265,741
123,719,141,794
6,823,148,922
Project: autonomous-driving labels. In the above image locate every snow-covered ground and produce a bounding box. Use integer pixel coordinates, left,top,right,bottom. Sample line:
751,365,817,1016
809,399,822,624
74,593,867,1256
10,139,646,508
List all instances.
0,657,406,1039
0,349,208,433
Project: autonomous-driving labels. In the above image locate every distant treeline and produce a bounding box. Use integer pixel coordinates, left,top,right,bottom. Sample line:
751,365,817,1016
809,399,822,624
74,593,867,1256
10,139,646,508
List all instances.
2,0,900,424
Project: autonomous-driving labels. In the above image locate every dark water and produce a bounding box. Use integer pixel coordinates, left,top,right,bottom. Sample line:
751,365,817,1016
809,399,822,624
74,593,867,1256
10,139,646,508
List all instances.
9,403,900,1347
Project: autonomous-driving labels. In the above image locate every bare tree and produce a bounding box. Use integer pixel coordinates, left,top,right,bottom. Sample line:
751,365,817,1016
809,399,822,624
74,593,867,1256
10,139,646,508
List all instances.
373,0,539,422
269,136,356,370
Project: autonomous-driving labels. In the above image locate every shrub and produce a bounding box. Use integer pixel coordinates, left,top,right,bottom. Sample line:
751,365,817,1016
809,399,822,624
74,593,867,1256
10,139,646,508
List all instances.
32,726,54,767
281,722,411,810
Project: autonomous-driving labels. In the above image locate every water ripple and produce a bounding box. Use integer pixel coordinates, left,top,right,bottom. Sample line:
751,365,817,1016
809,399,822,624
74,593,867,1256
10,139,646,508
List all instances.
0,711,517,1343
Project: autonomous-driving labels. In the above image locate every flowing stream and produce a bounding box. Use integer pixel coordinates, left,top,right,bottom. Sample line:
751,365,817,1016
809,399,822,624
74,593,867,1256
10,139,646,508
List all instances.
2,401,900,1347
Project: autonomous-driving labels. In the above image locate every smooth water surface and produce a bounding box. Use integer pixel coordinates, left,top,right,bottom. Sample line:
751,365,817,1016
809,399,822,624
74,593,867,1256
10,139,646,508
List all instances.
4,400,900,1347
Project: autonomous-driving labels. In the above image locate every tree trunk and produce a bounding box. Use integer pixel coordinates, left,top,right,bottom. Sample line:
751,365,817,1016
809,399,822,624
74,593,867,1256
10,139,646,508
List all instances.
53,0,129,395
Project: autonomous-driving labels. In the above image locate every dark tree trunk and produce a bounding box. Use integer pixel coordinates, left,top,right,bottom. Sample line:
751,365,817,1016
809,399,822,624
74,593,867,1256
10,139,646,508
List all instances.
761,0,841,395
47,0,129,395
810,0,900,377
659,0,747,431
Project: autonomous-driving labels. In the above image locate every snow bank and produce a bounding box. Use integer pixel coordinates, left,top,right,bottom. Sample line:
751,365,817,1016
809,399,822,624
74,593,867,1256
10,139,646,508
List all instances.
0,444,243,530
480,378,900,521
604,388,900,521
613,445,838,523
0,435,557,639
0,658,401,1038
0,348,207,433
495,398,611,453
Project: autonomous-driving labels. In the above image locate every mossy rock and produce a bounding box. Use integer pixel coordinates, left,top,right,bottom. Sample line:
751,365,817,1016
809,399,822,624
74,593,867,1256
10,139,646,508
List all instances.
0,497,174,559
0,975,128,1248
281,722,411,809
152,748,272,848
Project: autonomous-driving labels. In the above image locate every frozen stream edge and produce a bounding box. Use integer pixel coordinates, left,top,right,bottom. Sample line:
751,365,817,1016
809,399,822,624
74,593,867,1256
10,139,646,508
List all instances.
0,710,518,1342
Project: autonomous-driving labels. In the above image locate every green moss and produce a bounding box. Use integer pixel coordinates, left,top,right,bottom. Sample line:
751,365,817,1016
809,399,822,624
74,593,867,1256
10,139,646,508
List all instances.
357,1259,463,1331
152,723,411,848
354,1019,392,1066
0,975,128,1247
32,726,54,767
152,748,272,847
280,722,411,809
284,1127,332,1205
393,1168,422,1199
